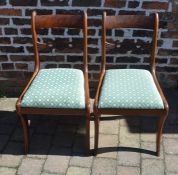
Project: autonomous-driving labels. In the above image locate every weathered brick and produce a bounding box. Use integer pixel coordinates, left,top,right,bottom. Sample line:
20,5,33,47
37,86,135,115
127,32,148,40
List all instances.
0,18,9,25
4,28,18,35
104,0,126,8
15,63,28,70
0,9,22,16
128,1,140,8
2,63,14,70
92,158,117,175
0,46,24,53
87,9,116,16
0,55,8,62
10,0,37,6
72,0,101,6
142,1,168,10
41,0,69,6
25,9,53,16
13,18,30,25
13,37,32,44
116,57,141,63
0,37,11,44
161,31,178,39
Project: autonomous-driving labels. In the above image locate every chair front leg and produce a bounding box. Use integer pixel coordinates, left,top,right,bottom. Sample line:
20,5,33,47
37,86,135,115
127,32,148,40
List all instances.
156,113,167,156
94,114,100,155
19,114,29,154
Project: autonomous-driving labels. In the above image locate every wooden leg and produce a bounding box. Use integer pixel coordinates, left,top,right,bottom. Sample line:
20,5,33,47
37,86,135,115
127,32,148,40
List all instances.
156,114,167,156
94,114,100,155
19,114,29,154
85,114,90,155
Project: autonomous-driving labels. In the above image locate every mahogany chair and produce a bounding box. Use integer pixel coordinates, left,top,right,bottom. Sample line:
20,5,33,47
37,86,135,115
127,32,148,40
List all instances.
94,12,169,156
16,12,90,154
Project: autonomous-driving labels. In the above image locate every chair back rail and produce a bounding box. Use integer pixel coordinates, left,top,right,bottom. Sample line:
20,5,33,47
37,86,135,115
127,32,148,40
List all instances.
101,12,159,73
31,11,88,71
35,15,83,29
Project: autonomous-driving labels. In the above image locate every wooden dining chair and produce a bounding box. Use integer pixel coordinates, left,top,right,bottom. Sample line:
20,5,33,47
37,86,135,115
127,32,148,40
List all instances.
94,12,169,156
16,11,90,154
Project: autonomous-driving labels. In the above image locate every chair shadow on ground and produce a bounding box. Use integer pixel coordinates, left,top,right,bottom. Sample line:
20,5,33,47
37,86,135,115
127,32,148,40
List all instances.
0,89,177,157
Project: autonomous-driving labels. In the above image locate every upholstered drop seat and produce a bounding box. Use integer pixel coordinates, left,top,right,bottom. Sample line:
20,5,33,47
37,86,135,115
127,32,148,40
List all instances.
98,69,164,109
21,68,85,109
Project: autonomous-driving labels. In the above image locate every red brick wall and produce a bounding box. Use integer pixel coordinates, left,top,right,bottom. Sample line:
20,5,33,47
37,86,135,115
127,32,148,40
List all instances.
0,0,177,96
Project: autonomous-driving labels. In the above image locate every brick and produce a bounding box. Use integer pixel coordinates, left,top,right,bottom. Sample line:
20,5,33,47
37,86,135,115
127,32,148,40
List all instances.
0,0,6,5
0,9,22,16
119,126,140,148
0,46,24,53
70,156,93,168
173,41,178,47
161,31,178,39
133,30,153,37
119,10,145,15
2,63,14,70
116,57,140,63
66,167,91,175
117,166,140,175
128,1,140,8
163,138,178,154
104,0,126,8
44,148,70,174
0,37,11,44
41,0,69,6
158,49,178,56
18,158,44,175
117,152,140,167
13,37,32,44
4,28,18,35
0,167,16,175
0,55,8,62
15,63,28,70
165,155,178,173
99,120,119,135
25,9,53,16
87,9,116,16
0,154,22,168
142,159,164,175
0,18,9,25
10,0,37,6
67,29,81,35
13,18,30,25
72,0,101,6
142,2,168,10
10,55,34,61
92,158,117,175
56,9,82,15
67,56,83,62
40,55,64,62
97,134,118,159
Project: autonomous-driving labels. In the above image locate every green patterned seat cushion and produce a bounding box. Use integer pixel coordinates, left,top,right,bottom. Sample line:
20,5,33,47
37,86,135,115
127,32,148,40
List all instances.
21,68,85,109
98,69,164,109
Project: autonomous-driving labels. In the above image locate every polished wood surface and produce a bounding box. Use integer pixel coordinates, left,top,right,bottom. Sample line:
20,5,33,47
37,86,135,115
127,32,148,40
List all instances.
16,11,90,154
94,12,169,156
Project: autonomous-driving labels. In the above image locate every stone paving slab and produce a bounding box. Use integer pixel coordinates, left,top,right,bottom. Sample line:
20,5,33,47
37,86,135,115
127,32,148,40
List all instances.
0,89,177,175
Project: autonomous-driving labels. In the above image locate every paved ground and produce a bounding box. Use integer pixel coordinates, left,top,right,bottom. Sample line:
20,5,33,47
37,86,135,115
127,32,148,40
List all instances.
0,88,178,175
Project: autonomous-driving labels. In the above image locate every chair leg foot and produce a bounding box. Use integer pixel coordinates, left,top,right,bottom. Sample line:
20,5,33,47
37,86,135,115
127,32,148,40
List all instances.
156,114,167,157
19,114,29,154
85,116,90,155
94,114,100,156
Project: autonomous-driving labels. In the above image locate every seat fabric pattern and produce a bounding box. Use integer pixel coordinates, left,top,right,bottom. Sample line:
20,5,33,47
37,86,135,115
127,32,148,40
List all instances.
21,68,85,109
98,69,164,109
